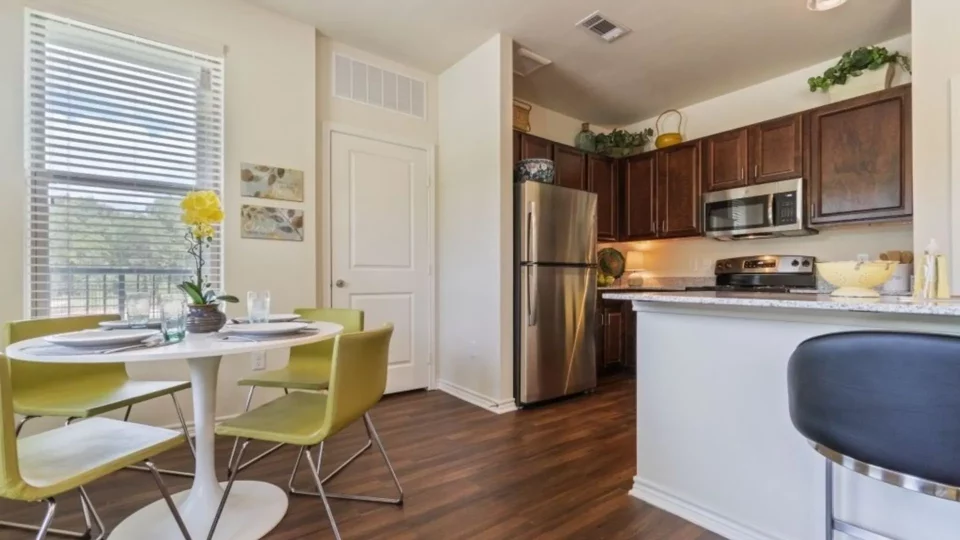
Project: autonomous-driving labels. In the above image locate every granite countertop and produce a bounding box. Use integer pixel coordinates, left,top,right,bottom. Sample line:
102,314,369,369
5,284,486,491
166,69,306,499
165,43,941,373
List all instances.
601,291,960,317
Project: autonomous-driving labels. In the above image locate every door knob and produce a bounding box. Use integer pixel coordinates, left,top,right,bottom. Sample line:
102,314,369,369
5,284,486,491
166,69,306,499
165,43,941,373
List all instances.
335,279,346,288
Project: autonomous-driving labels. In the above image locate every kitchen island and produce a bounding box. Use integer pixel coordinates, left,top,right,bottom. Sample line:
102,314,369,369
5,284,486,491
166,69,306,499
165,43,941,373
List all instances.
603,290,960,540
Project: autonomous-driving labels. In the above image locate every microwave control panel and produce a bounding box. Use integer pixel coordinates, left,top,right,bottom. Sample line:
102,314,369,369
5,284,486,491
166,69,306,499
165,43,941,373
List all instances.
772,192,798,226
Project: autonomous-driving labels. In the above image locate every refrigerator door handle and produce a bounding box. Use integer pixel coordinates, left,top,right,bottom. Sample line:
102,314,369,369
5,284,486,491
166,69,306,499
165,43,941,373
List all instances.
529,201,538,263
528,266,538,326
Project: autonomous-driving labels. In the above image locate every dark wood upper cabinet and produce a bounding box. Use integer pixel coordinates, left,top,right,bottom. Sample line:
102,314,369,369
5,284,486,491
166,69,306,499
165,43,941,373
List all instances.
621,153,658,241
518,133,553,161
513,131,521,166
702,128,748,192
588,154,618,242
809,86,912,224
553,144,587,191
749,113,804,184
657,141,701,238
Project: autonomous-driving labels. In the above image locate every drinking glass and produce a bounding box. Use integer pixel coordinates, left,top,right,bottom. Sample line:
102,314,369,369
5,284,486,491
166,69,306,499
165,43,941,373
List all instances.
159,294,187,341
126,292,151,327
247,291,271,323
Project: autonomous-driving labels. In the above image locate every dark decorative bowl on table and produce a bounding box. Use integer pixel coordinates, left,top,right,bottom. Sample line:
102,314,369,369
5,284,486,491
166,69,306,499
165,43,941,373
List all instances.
515,158,555,184
186,303,227,334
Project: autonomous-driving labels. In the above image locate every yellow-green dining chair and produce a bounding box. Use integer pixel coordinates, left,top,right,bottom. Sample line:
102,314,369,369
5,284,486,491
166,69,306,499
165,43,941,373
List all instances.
213,325,402,540
4,315,195,479
0,353,191,540
226,307,364,474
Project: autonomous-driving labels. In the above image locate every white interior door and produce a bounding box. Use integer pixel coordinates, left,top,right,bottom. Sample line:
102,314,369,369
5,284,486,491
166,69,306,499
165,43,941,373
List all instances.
330,131,431,393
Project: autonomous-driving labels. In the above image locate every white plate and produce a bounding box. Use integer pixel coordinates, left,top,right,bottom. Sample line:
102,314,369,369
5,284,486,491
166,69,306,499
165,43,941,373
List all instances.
99,320,163,330
233,314,301,323
45,328,161,347
222,322,309,336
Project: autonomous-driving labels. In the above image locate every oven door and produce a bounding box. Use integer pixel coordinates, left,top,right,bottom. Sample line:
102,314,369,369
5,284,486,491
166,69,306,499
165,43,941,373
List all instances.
703,194,771,236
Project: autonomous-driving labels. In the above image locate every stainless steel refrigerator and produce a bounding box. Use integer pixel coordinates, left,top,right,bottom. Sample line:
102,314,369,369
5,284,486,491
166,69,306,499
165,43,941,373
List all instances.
515,181,598,407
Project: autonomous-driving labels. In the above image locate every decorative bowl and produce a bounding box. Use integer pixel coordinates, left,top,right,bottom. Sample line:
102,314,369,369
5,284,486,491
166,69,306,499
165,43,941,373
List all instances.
817,261,898,298
186,303,227,333
515,159,555,184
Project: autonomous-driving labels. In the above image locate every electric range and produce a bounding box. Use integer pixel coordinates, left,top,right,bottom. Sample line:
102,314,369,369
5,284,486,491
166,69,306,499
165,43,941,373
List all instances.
685,255,817,293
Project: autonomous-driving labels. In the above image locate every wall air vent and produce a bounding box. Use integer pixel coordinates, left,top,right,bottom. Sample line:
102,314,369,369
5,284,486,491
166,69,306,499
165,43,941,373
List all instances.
333,53,427,120
575,11,631,43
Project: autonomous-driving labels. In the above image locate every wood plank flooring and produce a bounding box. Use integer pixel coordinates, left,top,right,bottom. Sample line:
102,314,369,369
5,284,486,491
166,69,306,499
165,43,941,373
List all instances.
1,378,725,539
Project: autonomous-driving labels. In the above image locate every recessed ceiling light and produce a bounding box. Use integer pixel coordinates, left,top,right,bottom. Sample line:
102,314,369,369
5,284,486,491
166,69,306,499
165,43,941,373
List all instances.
807,0,848,11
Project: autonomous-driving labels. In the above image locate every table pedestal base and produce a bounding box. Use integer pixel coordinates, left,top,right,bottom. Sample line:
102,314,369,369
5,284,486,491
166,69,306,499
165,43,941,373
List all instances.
109,481,287,540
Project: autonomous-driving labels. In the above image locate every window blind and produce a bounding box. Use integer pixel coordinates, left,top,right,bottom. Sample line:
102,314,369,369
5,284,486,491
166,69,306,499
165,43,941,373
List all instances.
25,11,225,318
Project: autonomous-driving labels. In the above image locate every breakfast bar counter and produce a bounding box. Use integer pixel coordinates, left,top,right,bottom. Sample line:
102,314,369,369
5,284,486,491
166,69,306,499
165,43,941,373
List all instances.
604,290,960,540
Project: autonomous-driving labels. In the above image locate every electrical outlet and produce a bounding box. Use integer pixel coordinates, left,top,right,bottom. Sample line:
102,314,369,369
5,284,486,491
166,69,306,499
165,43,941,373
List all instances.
252,351,267,371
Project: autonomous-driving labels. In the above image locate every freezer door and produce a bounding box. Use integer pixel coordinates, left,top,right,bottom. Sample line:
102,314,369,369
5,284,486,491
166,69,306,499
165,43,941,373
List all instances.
517,182,597,265
519,265,597,404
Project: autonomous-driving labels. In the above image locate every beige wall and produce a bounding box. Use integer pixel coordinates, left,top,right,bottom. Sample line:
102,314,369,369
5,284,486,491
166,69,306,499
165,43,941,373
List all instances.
520,100,611,146
911,4,960,292
437,34,515,407
0,0,317,433
613,34,913,276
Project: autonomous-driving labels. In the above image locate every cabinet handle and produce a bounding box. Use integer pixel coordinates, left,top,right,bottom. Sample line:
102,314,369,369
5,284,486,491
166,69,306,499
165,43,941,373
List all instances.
754,164,759,178
662,220,667,233
811,202,817,217
740,167,744,181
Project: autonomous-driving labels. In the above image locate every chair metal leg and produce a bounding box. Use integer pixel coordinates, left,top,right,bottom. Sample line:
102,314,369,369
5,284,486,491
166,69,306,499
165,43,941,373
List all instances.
15,415,36,436
78,487,106,540
304,447,342,540
209,440,249,540
0,497,93,540
228,387,292,474
144,461,192,540
171,394,195,457
289,413,402,505
825,458,895,540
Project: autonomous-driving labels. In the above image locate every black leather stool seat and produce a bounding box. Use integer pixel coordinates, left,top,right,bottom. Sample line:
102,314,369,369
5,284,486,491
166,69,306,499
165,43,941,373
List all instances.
788,331,960,488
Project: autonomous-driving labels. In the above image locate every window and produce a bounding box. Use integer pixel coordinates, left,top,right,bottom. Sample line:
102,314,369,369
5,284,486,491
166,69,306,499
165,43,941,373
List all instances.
25,11,224,318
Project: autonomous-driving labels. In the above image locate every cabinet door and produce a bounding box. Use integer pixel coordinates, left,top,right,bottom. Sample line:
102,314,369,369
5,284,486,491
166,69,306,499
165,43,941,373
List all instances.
623,302,636,375
702,128,748,192
554,144,587,191
602,307,624,372
809,86,912,224
621,153,658,240
519,133,553,160
657,141,701,238
588,154,618,242
513,130,521,165
749,114,803,184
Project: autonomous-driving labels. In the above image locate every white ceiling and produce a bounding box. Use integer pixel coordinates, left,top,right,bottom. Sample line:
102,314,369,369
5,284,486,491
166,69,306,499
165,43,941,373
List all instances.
250,0,910,125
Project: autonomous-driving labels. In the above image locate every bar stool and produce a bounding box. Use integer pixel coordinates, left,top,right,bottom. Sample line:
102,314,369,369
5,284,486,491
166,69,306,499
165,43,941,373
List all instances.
788,331,960,540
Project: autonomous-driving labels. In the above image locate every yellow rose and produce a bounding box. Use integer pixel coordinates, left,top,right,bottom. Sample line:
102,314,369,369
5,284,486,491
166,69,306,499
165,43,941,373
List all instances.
181,191,224,226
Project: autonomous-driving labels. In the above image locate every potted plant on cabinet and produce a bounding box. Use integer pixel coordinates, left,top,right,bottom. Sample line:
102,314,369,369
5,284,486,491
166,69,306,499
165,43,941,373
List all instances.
177,190,238,333
807,45,911,102
595,128,655,158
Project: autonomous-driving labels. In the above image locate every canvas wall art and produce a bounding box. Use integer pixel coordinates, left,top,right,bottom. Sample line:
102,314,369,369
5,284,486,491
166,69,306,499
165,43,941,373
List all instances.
240,163,304,202
241,204,304,242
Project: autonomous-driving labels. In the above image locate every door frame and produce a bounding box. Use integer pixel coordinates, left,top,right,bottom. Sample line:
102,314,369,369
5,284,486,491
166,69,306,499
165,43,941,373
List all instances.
320,122,438,390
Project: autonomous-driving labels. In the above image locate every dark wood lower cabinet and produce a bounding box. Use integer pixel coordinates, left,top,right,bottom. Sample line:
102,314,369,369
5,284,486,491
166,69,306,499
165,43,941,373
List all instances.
596,300,633,377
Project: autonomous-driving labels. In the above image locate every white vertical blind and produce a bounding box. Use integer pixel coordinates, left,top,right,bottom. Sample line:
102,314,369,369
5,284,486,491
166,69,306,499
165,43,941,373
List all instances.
25,11,225,318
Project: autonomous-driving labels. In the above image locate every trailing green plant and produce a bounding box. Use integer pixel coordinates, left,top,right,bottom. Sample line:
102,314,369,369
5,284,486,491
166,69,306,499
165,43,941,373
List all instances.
807,46,911,92
595,128,655,157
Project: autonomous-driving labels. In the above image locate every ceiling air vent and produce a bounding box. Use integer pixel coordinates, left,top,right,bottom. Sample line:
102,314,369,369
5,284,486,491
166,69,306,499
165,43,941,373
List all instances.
576,11,631,43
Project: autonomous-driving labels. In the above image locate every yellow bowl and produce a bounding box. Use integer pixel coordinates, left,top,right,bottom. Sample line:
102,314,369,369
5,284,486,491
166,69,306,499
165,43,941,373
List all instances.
817,261,898,297
655,133,683,149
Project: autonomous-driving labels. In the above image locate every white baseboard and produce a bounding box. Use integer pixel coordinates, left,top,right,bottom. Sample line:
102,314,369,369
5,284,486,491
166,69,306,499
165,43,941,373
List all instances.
437,379,517,414
630,477,785,540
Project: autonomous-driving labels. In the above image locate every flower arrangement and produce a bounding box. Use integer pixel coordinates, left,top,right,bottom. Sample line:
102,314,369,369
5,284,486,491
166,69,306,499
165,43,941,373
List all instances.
177,191,238,306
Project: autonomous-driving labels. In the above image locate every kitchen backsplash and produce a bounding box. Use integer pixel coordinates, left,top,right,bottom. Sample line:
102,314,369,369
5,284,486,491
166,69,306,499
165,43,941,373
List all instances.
602,222,912,278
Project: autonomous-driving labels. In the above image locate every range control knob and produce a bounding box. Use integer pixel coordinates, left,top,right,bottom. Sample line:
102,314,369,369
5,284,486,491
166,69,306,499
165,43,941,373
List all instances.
791,259,800,267
802,260,812,267
725,262,734,269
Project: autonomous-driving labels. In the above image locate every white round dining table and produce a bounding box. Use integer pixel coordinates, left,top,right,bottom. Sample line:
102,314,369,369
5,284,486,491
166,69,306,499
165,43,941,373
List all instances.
5,322,343,540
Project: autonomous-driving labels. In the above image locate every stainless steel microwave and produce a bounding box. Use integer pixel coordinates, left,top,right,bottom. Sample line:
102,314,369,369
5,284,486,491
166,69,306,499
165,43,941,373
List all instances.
702,178,817,240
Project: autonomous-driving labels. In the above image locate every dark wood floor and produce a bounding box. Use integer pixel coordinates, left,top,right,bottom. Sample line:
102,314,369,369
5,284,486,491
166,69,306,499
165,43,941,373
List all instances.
2,378,724,539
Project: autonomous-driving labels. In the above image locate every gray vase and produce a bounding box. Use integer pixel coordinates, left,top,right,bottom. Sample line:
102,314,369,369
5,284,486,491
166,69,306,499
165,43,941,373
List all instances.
186,303,227,334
